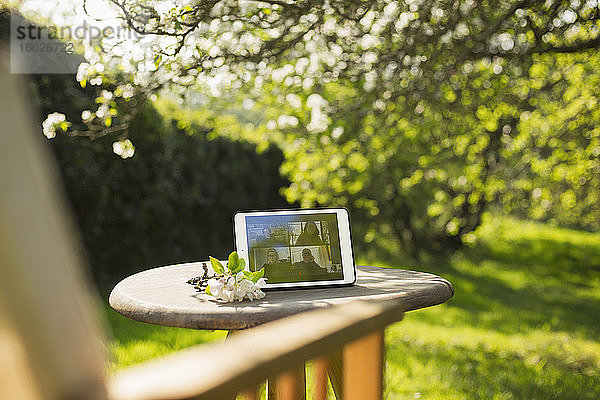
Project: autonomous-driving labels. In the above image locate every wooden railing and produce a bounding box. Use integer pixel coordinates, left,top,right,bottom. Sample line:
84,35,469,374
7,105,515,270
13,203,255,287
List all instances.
108,300,404,400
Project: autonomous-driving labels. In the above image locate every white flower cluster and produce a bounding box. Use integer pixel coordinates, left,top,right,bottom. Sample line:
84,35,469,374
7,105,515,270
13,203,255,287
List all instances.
42,112,68,139
112,139,136,159
207,272,266,302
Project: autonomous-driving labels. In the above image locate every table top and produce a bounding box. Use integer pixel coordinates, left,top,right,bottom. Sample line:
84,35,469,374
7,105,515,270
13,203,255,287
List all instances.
109,263,454,330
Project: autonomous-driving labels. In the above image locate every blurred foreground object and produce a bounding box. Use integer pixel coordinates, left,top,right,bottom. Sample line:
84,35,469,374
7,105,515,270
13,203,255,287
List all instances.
0,55,107,399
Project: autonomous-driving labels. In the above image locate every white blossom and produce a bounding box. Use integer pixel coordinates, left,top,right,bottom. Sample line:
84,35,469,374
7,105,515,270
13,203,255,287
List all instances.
81,110,93,121
112,139,135,159
206,275,266,303
42,112,67,139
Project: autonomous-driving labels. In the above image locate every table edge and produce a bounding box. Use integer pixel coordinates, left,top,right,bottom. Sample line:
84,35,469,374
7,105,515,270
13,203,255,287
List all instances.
109,264,454,330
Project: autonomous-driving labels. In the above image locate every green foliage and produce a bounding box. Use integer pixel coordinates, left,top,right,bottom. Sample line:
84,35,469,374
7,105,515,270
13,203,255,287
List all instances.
22,1,600,259
61,0,599,258
248,48,598,257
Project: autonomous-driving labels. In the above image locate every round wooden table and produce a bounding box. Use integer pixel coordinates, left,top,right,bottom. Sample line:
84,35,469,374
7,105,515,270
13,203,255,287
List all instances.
109,263,453,330
109,263,453,399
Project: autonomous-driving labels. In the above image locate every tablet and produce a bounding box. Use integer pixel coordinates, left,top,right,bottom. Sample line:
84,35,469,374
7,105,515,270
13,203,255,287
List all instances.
234,208,356,289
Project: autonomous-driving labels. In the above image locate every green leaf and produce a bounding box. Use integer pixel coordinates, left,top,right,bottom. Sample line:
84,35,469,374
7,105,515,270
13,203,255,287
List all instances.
251,268,264,283
242,267,262,282
228,251,239,264
154,54,162,68
231,263,244,274
227,251,239,273
80,79,87,88
209,256,224,275
205,285,213,296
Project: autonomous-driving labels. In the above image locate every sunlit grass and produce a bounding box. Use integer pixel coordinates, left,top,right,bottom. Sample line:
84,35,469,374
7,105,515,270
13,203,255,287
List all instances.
105,217,600,399
104,307,227,373
379,217,600,399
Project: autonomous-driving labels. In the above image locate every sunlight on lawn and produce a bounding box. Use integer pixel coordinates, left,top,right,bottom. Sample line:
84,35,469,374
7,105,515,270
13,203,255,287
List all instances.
106,217,600,399
105,308,227,373
381,218,600,399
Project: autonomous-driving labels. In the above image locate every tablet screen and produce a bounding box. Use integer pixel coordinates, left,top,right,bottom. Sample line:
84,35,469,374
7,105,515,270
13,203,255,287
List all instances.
245,213,343,283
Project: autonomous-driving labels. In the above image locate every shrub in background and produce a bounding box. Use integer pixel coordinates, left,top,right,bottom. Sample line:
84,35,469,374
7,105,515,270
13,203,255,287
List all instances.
31,74,290,290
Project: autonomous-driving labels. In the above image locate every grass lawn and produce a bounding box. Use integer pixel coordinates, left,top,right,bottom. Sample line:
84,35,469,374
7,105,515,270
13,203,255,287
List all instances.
105,217,600,399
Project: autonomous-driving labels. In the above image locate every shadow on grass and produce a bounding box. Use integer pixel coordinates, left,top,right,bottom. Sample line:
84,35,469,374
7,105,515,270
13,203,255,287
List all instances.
385,339,600,400
436,262,600,340
444,222,600,339
471,235,600,286
363,218,600,341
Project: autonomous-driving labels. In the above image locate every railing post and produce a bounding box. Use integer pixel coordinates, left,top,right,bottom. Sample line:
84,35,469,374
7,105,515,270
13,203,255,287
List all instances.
314,357,329,400
343,330,385,400
277,365,306,400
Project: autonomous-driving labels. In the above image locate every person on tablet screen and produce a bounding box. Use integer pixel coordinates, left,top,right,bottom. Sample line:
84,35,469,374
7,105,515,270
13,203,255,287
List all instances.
262,248,292,283
293,248,329,280
257,227,286,247
295,221,323,245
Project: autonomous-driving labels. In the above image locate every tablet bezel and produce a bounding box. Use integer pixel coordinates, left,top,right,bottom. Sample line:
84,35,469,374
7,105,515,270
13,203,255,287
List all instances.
234,208,356,289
